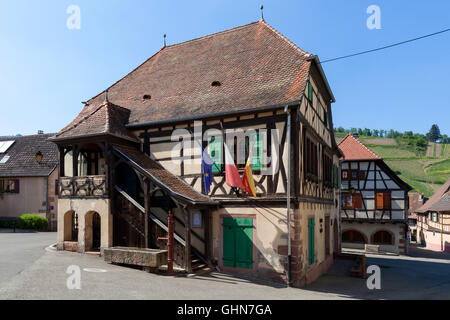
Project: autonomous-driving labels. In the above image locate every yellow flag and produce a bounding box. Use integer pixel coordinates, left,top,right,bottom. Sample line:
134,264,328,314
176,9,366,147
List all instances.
242,159,257,197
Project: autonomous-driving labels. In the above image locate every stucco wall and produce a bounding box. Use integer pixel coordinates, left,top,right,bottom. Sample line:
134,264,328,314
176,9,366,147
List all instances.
342,222,406,254
211,205,288,282
57,198,112,253
0,177,47,218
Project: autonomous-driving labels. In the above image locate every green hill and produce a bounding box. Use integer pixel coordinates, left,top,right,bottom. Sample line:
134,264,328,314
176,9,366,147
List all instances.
335,134,450,197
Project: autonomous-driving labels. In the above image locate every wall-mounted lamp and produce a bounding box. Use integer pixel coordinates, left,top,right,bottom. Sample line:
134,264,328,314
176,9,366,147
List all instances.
35,151,43,164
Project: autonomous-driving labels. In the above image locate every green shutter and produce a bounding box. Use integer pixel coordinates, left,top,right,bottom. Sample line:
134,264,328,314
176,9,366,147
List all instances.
222,218,236,267
222,218,253,270
250,133,263,171
308,218,315,265
308,82,313,102
209,137,222,173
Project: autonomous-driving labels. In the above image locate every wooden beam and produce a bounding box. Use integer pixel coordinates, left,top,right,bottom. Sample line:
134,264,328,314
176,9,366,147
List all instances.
144,178,150,248
184,206,192,273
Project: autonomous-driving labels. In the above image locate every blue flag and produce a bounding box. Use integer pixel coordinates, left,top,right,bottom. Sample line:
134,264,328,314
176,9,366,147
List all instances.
196,139,215,195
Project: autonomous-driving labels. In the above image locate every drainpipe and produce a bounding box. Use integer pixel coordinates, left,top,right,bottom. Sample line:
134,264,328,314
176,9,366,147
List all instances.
284,105,291,286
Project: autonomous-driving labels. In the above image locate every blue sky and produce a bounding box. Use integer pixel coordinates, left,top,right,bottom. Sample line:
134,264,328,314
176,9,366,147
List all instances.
0,0,449,136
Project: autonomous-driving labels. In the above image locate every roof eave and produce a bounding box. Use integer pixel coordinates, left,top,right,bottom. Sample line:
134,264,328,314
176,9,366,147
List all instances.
125,100,302,129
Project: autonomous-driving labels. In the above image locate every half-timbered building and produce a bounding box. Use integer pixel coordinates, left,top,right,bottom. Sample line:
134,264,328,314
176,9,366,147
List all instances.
52,19,342,287
415,179,450,252
338,134,412,254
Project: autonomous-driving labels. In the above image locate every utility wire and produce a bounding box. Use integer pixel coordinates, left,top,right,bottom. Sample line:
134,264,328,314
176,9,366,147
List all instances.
320,27,450,64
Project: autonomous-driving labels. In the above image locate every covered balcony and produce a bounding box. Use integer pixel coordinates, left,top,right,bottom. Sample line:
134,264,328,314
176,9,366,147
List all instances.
58,142,108,199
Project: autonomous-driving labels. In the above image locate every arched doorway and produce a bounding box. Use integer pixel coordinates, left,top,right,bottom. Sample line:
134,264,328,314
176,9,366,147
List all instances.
64,211,78,242
342,230,367,244
372,230,394,245
85,211,101,251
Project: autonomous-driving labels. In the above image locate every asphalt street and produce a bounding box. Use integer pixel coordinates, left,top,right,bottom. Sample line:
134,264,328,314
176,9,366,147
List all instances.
1,232,450,300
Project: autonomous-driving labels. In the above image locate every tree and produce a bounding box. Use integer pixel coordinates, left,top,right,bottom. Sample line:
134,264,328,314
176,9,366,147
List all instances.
428,124,441,142
442,134,449,144
337,126,345,133
373,129,379,137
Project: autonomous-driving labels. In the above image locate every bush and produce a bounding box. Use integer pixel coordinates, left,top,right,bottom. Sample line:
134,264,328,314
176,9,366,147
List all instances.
17,214,48,231
0,219,17,229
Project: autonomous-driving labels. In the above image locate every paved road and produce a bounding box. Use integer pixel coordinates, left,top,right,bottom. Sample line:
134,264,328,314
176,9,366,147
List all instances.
1,233,450,299
0,231,56,287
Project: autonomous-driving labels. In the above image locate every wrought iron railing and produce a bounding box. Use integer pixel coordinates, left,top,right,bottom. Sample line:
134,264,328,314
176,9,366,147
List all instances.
59,175,107,198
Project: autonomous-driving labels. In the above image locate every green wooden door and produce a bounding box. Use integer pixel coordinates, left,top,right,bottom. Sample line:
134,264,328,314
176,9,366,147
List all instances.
308,218,315,265
222,218,253,269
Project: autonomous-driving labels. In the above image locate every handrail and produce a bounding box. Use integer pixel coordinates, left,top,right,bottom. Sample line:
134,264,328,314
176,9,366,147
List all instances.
114,185,186,247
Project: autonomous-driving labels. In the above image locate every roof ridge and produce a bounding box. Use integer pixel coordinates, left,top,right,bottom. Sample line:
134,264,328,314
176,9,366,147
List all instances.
259,19,312,58
165,21,260,49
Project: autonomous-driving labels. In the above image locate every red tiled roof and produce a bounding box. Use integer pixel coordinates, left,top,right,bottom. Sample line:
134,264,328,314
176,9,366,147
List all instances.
53,101,138,142
416,179,450,213
57,20,314,138
113,145,215,205
338,134,382,160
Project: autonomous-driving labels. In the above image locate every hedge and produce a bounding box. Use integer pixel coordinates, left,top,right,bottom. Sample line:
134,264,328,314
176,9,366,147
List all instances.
16,214,48,231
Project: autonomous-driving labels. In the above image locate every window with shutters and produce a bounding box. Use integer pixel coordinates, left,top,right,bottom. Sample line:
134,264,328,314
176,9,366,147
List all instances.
341,192,363,209
0,179,19,194
307,82,313,102
322,153,333,187
376,192,391,210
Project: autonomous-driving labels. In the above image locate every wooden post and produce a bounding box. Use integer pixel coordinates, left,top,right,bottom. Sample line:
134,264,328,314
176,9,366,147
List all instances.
144,179,150,248
72,145,78,177
184,206,192,273
59,146,65,177
205,209,211,264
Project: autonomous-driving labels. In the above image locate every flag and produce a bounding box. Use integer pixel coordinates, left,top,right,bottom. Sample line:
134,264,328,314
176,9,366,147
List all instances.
224,142,245,190
196,139,215,195
242,136,257,197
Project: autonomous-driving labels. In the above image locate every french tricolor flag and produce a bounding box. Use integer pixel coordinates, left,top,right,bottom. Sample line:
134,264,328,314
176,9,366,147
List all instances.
224,142,245,190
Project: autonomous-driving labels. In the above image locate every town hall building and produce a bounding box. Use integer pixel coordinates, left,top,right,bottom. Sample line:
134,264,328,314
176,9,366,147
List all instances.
52,19,342,287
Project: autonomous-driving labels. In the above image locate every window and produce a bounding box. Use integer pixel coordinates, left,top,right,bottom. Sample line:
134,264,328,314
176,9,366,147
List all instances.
431,212,441,223
373,231,393,245
0,179,19,194
322,153,333,187
342,170,349,180
342,230,366,243
304,136,318,181
376,192,391,210
341,192,363,210
233,132,263,171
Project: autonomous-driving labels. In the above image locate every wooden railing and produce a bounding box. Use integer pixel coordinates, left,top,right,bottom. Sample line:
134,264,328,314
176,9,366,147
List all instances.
59,175,107,198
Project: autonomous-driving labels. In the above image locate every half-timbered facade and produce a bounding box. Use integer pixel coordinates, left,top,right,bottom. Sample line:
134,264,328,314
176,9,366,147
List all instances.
338,135,412,254
415,179,450,252
52,19,342,287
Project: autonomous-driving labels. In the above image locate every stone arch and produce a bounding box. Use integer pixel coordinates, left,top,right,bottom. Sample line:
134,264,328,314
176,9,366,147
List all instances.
63,210,78,242
342,229,368,244
85,211,101,251
371,229,395,245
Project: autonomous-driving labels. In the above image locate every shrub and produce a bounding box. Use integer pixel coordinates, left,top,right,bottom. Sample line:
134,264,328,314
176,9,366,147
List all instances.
0,219,17,229
17,214,48,231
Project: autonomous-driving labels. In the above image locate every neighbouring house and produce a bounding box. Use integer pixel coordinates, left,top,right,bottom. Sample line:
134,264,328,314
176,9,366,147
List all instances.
338,134,412,255
0,133,59,230
415,179,450,252
51,19,342,287
408,192,427,242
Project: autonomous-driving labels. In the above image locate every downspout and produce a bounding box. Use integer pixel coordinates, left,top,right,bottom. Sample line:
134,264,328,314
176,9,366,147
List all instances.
284,105,291,286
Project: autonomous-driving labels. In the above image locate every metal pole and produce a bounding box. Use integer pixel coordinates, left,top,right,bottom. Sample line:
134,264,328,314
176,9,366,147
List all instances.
285,106,291,285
